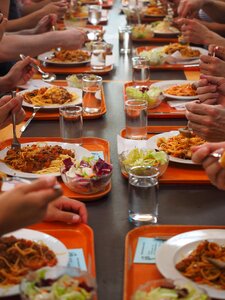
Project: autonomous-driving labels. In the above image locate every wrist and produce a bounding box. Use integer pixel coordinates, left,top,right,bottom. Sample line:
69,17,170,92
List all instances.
0,75,13,92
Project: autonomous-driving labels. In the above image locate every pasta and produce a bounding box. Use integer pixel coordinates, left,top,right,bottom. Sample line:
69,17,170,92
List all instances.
163,43,200,57
164,83,197,97
0,236,57,286
2,144,75,174
23,86,79,107
176,240,225,289
144,6,166,16
157,133,205,159
50,49,91,63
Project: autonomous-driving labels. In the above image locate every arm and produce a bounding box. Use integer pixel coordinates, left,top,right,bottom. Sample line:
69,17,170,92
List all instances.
200,20,225,37
0,1,10,18
0,29,87,61
20,0,52,15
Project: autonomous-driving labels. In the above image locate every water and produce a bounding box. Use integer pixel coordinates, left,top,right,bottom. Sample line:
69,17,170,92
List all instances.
60,114,83,140
129,177,159,226
125,104,147,139
91,49,106,70
119,31,132,54
88,9,101,26
82,86,102,113
132,65,150,84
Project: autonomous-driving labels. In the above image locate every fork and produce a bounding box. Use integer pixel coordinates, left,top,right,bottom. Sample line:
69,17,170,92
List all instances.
20,106,41,133
11,91,21,150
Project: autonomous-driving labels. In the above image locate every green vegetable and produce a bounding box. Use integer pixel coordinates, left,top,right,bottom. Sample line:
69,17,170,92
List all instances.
126,86,162,108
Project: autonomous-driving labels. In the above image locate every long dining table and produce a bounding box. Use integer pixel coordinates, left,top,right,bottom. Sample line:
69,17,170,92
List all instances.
3,1,225,299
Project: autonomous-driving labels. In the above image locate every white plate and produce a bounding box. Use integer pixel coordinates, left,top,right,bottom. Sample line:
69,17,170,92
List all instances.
20,86,82,109
147,130,195,164
151,80,199,100
0,228,69,297
0,142,92,178
38,50,91,66
159,46,207,63
156,229,225,299
152,27,180,36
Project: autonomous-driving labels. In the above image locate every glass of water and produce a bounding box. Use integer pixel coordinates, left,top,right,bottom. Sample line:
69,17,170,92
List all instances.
132,56,150,85
59,105,83,144
128,166,159,226
88,5,102,26
118,26,132,54
90,41,107,70
125,99,148,140
82,75,102,114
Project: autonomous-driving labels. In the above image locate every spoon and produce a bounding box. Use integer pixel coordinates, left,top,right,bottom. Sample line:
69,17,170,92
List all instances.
20,54,56,83
207,258,225,269
178,126,193,138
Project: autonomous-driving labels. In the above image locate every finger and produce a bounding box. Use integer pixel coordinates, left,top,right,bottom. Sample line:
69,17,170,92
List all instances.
203,159,222,186
53,210,81,224
57,198,88,223
191,145,211,163
31,188,63,206
215,169,225,190
197,85,217,95
185,102,216,116
198,93,219,103
200,74,225,86
18,176,58,193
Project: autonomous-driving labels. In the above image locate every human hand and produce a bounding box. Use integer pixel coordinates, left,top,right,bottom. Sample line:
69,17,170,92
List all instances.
0,13,7,41
185,102,225,141
0,94,25,129
208,44,225,61
0,176,63,235
58,29,87,49
192,142,225,190
196,75,225,105
176,18,215,45
4,56,35,89
40,1,68,20
34,13,57,34
200,54,225,77
177,0,204,18
44,196,88,224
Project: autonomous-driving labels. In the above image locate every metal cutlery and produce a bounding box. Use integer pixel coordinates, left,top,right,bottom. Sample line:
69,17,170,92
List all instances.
20,54,56,82
207,257,225,269
20,106,41,133
11,91,21,150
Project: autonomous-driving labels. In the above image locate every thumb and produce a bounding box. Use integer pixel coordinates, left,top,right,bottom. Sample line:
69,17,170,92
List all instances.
18,176,58,193
54,210,81,224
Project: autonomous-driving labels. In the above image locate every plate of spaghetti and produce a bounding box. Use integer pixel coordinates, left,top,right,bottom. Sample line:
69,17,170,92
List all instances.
20,86,82,109
156,229,225,299
143,6,166,17
151,80,199,100
38,49,91,66
0,142,92,178
148,130,206,164
0,228,68,296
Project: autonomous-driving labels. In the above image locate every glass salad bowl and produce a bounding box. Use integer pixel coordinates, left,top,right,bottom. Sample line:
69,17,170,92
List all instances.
20,266,97,300
61,157,113,194
119,148,169,177
132,278,210,300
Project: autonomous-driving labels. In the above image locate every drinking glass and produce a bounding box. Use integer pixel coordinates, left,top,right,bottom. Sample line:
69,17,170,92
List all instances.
88,5,102,26
118,26,132,54
132,56,150,85
82,75,102,114
90,41,107,70
125,99,148,139
128,166,159,226
59,105,83,144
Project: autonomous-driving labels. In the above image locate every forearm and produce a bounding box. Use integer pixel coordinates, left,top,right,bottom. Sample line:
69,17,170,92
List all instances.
202,30,225,46
203,0,225,23
0,76,15,92
201,21,225,37
21,0,51,16
0,32,60,61
0,1,10,18
6,9,45,31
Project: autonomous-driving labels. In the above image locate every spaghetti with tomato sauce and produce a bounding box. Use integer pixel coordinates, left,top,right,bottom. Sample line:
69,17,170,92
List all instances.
3,144,75,174
0,236,57,286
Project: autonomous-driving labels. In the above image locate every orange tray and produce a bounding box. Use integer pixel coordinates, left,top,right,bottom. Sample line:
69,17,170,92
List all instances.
124,224,225,300
120,125,210,185
0,137,111,201
136,46,200,71
124,81,185,119
132,36,178,43
40,63,113,75
29,222,96,276
23,80,107,120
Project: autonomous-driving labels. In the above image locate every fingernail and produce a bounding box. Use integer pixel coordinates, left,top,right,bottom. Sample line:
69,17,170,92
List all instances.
72,215,80,223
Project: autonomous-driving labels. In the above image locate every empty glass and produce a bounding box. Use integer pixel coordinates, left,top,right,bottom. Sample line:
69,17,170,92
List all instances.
128,166,159,226
59,105,83,144
132,56,150,84
88,5,102,26
82,75,102,114
125,99,148,140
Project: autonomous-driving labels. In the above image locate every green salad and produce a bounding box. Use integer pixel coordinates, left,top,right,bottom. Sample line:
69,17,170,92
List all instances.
126,86,163,108
133,281,209,300
120,148,168,176
23,269,94,300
